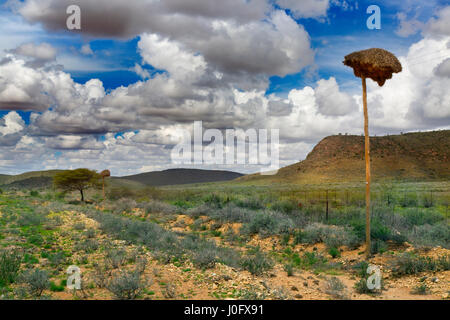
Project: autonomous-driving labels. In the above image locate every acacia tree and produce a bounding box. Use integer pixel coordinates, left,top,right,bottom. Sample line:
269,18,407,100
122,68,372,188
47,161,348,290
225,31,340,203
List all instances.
53,169,102,202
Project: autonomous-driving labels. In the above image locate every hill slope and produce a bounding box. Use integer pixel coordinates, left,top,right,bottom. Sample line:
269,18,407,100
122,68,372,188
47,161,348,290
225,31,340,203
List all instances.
238,130,450,184
117,169,244,186
0,170,63,189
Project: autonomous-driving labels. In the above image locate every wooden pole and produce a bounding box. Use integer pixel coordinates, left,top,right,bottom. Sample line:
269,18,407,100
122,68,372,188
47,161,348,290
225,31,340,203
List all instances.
362,77,371,258
102,176,105,200
326,189,329,221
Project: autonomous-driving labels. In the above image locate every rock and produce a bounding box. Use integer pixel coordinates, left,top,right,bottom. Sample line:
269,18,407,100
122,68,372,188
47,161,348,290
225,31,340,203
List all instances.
295,294,303,299
291,286,299,291
431,277,439,283
313,280,320,285
303,282,308,287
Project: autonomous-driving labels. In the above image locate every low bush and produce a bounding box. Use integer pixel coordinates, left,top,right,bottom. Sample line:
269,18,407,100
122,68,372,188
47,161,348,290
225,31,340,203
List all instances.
410,284,430,295
354,278,373,294
284,263,294,276
241,248,274,276
402,208,444,227
48,251,67,267
328,247,341,258
409,224,450,249
391,253,450,276
74,239,99,253
271,199,297,214
325,277,348,299
299,223,359,249
17,212,47,227
138,200,178,214
371,240,388,254
241,211,294,238
107,270,146,300
234,197,265,210
104,247,128,269
0,250,22,287
49,281,65,292
191,247,217,270
112,198,137,214
19,269,50,297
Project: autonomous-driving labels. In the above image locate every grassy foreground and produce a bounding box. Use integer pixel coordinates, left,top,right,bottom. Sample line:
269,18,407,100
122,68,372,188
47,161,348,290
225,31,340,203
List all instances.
0,181,448,300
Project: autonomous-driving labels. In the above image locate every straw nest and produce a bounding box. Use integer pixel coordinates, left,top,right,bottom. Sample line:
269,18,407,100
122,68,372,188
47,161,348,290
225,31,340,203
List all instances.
343,48,402,86
100,170,111,177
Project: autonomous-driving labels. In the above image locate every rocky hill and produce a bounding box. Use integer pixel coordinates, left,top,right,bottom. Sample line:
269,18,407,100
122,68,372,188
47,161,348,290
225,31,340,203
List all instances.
238,130,450,184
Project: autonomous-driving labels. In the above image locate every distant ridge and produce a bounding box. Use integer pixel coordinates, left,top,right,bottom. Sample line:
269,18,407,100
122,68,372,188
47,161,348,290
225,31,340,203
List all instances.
0,168,243,189
238,130,450,184
116,168,244,186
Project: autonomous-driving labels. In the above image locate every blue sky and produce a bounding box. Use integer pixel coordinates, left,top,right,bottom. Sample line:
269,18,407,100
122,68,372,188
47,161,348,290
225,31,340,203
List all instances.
0,0,449,175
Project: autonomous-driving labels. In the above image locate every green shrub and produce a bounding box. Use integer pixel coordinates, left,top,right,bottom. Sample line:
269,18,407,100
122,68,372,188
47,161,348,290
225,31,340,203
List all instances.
19,269,50,297
203,193,228,209
301,252,328,269
138,200,178,214
23,253,39,265
234,197,265,210
325,277,348,299
27,234,44,246
271,199,297,214
50,281,65,292
352,261,369,278
402,208,444,227
104,247,128,269
328,247,341,259
74,239,99,253
300,223,358,249
29,190,40,197
371,240,388,254
0,250,22,287
293,230,306,245
284,263,294,276
410,284,430,295
112,198,137,214
107,270,145,300
241,248,274,275
391,253,450,276
354,278,372,294
192,248,217,270
241,212,293,238
409,224,450,248
48,252,67,267
18,212,46,227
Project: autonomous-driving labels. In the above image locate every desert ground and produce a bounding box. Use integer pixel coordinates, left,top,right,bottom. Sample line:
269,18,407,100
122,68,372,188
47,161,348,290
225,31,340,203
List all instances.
0,181,448,300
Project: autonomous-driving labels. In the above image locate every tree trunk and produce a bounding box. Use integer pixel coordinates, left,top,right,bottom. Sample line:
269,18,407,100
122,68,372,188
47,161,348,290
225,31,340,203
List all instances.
102,177,105,200
362,77,371,258
80,189,84,202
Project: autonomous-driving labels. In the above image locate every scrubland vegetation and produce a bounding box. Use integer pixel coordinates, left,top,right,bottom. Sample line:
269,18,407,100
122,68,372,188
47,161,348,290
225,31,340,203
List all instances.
0,181,448,300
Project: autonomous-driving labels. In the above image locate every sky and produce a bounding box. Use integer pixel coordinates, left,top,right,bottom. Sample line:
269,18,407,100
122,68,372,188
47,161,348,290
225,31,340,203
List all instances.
0,0,449,176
